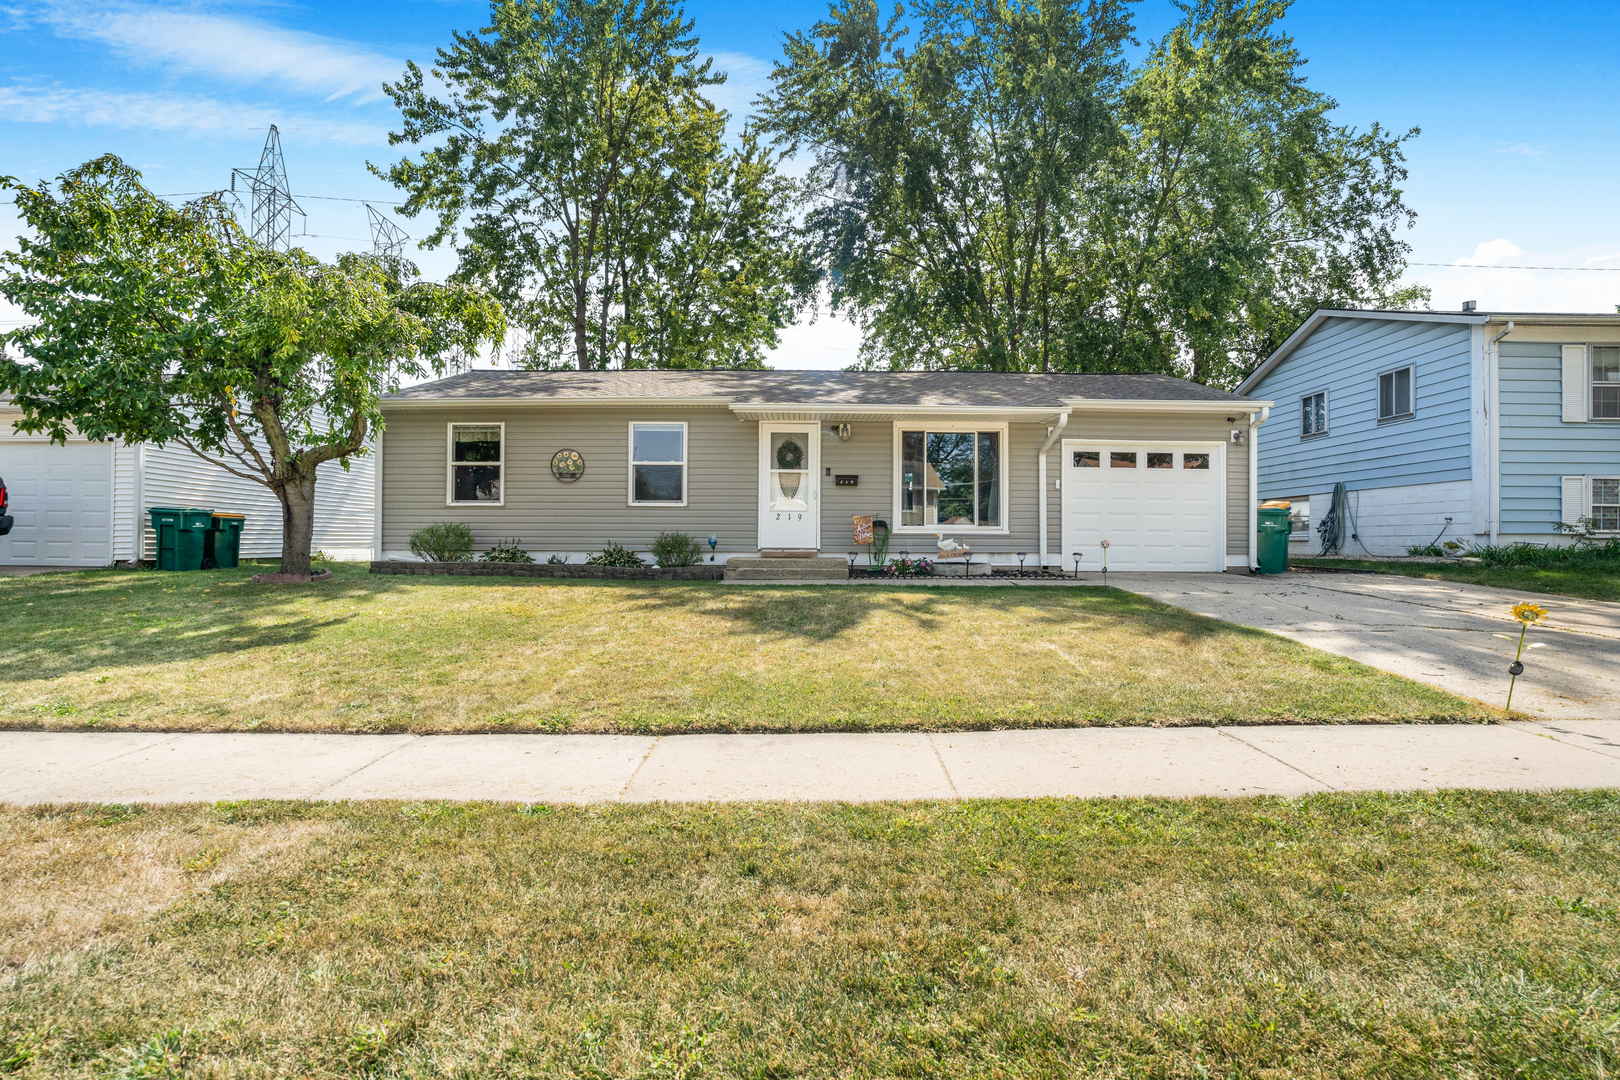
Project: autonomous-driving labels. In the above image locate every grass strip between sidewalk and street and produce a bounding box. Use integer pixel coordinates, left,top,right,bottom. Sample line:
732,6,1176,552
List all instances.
3,792,1617,1077
1,564,1489,733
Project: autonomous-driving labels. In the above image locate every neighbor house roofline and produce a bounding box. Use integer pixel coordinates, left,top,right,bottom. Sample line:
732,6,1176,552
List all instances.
380,396,734,408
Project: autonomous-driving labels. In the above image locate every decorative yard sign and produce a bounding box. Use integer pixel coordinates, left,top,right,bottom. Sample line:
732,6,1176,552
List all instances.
550,449,585,481
853,515,874,544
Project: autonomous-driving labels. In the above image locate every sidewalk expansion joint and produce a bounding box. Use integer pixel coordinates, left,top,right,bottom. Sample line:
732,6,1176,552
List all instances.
926,734,961,800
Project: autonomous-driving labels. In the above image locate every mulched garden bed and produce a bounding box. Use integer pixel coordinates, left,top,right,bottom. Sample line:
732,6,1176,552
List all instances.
370,560,724,581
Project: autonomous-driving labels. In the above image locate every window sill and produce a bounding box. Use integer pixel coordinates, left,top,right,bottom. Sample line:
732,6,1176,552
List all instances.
446,501,505,508
1300,431,1328,440
1376,412,1415,424
892,526,1012,536
628,501,689,508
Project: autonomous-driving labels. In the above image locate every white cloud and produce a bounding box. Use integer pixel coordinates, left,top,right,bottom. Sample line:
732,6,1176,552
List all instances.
28,2,404,103
1454,238,1523,266
1497,142,1547,157
0,85,388,144
701,50,773,129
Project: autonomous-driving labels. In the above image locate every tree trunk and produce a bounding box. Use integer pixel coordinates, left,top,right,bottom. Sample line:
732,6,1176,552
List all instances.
274,471,318,576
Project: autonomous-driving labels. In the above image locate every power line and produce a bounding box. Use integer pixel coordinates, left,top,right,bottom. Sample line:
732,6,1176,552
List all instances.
1409,261,1620,272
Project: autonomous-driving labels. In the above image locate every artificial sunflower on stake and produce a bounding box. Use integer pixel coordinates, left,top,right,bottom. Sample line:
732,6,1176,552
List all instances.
1501,601,1549,711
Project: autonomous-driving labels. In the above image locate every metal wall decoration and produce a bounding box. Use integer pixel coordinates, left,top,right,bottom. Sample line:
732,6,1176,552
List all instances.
550,449,585,482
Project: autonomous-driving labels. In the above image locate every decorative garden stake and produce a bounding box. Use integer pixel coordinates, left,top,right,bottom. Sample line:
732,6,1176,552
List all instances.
1017,552,1027,574
1504,601,1547,711
1100,539,1110,582
1071,552,1083,579
708,535,718,561
847,551,858,568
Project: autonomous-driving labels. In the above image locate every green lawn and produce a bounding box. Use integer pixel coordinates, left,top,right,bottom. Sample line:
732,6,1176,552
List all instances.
1,563,1489,732
4,793,1618,1077
1296,558,1620,602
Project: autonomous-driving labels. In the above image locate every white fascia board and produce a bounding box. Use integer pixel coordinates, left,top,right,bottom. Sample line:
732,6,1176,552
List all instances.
728,403,1062,419
381,395,733,408
1059,398,1271,413
1236,308,1491,397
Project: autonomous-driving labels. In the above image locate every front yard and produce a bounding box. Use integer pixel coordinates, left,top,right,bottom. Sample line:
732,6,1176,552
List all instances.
2,564,1488,731
3,792,1617,1077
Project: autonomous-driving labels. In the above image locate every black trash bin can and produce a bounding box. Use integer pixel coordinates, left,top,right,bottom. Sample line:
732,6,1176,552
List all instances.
204,513,246,569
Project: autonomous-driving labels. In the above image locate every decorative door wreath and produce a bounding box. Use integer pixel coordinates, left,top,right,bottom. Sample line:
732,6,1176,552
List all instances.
550,449,585,481
775,438,805,471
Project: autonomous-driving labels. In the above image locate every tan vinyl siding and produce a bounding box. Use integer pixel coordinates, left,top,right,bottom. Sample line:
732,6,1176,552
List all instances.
1058,413,1249,558
381,406,759,554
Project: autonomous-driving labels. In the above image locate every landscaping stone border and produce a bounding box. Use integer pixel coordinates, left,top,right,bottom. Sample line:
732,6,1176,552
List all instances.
370,560,724,581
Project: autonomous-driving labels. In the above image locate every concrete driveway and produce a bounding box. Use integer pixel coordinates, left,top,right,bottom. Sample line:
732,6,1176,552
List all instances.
1115,571,1620,720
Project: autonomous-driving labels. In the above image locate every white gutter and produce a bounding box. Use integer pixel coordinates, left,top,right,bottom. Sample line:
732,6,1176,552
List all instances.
1486,321,1515,544
1037,409,1071,567
1247,405,1270,572
381,395,734,408
1059,398,1271,413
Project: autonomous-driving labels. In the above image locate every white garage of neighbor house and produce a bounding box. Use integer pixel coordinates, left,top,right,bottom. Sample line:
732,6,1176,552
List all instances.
0,400,376,568
377,370,1272,572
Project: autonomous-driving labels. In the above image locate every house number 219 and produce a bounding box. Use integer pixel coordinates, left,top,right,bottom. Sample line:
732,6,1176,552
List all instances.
775,513,803,520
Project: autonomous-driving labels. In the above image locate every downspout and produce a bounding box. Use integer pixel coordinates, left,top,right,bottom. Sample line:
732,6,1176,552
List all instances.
1037,409,1071,567
1486,321,1514,545
1247,406,1270,572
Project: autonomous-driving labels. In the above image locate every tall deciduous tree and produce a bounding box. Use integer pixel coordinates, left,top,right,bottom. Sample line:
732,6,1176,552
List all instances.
764,0,1426,385
376,0,812,371
0,157,504,576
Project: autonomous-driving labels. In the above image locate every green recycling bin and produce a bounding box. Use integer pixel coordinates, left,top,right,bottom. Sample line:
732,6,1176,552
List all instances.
1256,502,1292,575
149,507,213,571
205,513,246,569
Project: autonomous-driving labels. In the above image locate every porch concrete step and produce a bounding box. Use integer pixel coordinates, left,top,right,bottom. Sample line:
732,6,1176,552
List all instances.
723,556,850,581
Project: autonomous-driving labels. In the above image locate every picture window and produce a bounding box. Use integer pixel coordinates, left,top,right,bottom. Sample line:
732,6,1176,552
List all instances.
899,429,1002,528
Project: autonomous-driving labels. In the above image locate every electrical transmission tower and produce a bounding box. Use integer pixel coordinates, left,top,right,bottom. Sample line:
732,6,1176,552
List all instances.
230,125,305,251
365,204,410,258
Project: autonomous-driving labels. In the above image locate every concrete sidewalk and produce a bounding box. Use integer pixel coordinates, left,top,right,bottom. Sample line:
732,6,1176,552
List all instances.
1116,572,1620,720
3,722,1617,804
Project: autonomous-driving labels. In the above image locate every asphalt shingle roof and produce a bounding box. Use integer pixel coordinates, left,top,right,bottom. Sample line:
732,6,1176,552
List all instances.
384,369,1251,406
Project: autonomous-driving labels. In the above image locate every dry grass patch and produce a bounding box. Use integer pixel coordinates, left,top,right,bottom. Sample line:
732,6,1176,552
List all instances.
1,793,1617,1077
0,564,1490,733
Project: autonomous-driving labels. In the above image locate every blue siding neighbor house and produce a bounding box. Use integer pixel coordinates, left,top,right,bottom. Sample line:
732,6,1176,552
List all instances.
1238,308,1620,555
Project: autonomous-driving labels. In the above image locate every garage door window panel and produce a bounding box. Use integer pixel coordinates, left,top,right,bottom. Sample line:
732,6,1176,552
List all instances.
1183,453,1210,469
896,426,1006,530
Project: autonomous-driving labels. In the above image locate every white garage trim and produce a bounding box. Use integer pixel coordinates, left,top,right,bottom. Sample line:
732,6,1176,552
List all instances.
1060,439,1228,572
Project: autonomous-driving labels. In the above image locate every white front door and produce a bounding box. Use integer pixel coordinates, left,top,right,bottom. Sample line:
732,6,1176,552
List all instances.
758,424,819,551
1061,440,1226,572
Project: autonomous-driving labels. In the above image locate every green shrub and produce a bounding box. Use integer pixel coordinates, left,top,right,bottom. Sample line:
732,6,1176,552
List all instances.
586,542,645,568
1405,543,1443,557
1472,539,1620,570
480,538,534,563
650,531,703,567
546,554,569,565
409,522,475,563
885,555,935,577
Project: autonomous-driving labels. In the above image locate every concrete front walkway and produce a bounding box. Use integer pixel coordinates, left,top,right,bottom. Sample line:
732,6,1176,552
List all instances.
1115,572,1620,720
3,722,1617,805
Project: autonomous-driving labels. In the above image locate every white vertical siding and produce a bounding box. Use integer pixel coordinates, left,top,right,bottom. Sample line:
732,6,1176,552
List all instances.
111,441,139,561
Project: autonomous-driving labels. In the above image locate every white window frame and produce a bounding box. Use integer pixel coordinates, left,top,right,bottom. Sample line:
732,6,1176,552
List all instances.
1301,390,1328,437
1591,345,1620,421
1377,365,1415,422
445,421,505,507
628,420,688,507
1591,475,1620,533
890,422,1011,535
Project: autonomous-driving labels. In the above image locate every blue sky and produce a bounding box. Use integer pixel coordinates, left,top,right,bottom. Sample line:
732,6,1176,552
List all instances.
4,0,1620,369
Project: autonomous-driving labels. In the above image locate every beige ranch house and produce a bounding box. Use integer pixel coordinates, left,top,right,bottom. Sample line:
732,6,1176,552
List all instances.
376,370,1273,573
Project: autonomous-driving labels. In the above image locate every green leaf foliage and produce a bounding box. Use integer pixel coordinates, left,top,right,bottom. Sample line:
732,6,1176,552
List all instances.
761,0,1427,386
0,156,504,575
374,0,814,371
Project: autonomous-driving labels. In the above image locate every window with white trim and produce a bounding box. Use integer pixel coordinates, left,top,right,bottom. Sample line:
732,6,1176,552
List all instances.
629,422,686,504
1378,366,1413,421
898,427,1004,528
1594,477,1620,532
1593,347,1620,420
448,423,503,504
1301,391,1327,436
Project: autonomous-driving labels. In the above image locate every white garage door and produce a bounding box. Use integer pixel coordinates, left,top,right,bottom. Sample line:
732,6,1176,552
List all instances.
1062,441,1225,572
0,442,112,566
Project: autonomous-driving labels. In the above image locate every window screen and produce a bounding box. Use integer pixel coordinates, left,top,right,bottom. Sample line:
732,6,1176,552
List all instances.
1378,368,1413,420
1593,347,1620,420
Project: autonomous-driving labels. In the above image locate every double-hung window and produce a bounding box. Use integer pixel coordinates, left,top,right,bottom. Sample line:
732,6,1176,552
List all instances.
1593,347,1620,420
1301,391,1327,436
1594,478,1620,532
448,423,503,504
1378,366,1413,421
629,422,686,505
897,427,1004,529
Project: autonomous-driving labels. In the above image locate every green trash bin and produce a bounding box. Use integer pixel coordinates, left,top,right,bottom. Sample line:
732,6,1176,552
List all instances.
149,507,212,571
1256,502,1292,575
205,513,246,569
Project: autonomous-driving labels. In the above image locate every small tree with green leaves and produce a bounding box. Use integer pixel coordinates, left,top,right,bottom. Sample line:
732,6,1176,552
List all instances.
0,156,504,576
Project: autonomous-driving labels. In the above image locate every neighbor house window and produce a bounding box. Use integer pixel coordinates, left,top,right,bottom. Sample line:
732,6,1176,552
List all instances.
1378,367,1413,420
629,422,686,505
1593,347,1620,420
1286,498,1311,543
898,427,1004,528
448,423,503,504
1594,478,1620,531
1302,391,1327,436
